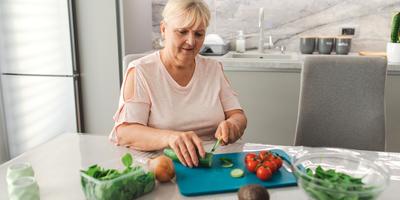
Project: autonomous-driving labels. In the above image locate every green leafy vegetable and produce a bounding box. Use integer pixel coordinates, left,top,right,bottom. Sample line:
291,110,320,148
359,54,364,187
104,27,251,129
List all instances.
303,166,376,200
122,153,133,169
80,153,155,200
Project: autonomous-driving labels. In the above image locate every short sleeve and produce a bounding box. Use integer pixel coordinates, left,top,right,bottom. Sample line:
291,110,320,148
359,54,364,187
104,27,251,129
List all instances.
217,62,242,112
109,65,151,143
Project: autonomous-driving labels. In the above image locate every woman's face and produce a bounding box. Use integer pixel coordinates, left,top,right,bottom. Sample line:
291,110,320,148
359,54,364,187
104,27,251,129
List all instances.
161,17,206,64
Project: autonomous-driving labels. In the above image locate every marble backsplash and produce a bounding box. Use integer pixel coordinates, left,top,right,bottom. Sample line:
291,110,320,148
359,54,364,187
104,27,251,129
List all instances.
152,0,400,52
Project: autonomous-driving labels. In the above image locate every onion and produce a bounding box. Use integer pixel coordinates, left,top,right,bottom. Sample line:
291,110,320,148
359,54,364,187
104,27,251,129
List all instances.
148,155,175,183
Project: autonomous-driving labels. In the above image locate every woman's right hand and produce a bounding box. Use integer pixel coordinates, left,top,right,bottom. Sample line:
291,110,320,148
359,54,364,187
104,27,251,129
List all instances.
167,131,205,168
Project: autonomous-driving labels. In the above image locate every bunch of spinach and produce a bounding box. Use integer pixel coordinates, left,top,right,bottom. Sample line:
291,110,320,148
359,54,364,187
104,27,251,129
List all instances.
303,166,376,200
80,153,155,200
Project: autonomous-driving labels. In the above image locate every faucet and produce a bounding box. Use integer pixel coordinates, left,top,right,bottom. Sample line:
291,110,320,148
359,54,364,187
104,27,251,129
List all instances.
258,8,274,53
275,45,286,54
258,8,264,53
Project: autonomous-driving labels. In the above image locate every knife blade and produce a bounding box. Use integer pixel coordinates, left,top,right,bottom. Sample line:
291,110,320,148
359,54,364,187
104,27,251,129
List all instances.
274,152,294,173
210,139,221,153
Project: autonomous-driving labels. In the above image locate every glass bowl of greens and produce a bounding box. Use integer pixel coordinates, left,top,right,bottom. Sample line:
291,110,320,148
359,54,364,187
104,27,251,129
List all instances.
292,148,390,200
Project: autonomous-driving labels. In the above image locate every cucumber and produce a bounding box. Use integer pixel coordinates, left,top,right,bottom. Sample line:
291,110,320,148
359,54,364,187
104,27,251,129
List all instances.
163,148,213,168
222,163,234,168
391,12,400,43
230,168,244,178
219,157,234,168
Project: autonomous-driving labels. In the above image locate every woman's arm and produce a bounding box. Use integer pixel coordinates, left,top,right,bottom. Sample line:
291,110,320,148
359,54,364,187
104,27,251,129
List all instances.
117,124,205,168
215,109,247,145
116,123,173,150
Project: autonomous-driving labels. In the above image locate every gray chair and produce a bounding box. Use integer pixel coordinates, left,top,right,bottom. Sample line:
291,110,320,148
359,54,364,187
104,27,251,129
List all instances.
294,55,387,151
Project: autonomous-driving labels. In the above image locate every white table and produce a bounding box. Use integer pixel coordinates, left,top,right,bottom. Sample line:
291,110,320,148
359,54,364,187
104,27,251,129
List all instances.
1,133,399,200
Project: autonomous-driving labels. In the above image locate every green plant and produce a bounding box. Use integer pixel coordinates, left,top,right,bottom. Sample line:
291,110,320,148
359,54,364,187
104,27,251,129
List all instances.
391,12,400,43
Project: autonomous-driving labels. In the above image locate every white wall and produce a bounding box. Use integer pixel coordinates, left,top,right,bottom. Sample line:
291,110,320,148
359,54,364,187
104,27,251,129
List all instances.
151,0,400,52
74,0,121,135
121,0,153,55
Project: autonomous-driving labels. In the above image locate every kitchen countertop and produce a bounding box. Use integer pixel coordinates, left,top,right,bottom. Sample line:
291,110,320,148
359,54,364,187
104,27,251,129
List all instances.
1,133,399,200
208,51,400,75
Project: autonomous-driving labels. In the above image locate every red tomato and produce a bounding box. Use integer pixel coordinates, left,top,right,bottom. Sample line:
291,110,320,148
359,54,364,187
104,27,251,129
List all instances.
256,166,272,181
259,151,274,161
272,156,283,169
246,158,260,173
262,160,277,172
244,153,257,163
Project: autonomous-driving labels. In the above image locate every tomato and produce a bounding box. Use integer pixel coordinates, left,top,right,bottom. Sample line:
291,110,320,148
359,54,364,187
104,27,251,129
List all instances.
246,158,260,173
272,156,283,169
262,160,277,172
256,166,272,181
258,151,274,161
244,153,257,163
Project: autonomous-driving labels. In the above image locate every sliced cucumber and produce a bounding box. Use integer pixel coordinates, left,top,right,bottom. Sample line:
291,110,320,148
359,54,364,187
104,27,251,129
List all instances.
222,163,234,168
219,157,234,168
230,168,244,178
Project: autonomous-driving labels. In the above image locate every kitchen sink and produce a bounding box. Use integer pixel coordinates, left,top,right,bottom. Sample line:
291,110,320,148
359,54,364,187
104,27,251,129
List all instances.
223,52,295,60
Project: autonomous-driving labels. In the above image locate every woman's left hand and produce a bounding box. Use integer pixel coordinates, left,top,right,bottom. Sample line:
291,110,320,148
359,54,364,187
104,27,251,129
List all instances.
214,119,242,145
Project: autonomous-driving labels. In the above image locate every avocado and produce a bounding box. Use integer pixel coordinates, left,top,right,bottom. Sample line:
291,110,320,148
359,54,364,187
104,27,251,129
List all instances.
238,184,269,200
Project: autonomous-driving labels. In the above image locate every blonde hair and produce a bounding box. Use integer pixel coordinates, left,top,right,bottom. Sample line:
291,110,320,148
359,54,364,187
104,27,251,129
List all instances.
162,0,211,28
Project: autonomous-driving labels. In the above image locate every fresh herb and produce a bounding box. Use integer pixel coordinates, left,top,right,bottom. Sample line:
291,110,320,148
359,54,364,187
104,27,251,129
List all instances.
219,157,234,168
80,153,155,200
303,166,376,200
122,153,133,169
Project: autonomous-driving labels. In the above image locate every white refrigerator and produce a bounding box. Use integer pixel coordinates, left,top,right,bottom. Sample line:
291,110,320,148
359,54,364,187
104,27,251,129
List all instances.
0,0,81,158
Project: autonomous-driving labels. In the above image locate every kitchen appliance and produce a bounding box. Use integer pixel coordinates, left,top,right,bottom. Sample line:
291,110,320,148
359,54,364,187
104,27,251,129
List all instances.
200,34,229,56
0,0,80,157
174,149,297,196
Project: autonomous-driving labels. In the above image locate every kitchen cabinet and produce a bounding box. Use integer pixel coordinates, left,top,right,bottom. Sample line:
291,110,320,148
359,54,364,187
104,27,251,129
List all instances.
385,75,400,152
225,70,400,152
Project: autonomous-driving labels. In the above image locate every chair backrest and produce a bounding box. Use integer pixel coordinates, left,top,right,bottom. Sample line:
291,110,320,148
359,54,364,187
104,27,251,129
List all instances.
123,54,148,74
294,55,387,151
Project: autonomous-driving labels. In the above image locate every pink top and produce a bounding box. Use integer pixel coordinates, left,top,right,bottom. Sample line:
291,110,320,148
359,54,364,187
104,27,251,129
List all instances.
110,51,242,143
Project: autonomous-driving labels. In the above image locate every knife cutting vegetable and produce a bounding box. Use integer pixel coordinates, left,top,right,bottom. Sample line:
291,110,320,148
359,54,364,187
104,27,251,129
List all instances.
163,148,213,168
210,138,221,153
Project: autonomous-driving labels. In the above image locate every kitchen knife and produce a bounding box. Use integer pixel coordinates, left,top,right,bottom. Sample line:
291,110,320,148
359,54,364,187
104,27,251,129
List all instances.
274,151,295,173
210,139,221,153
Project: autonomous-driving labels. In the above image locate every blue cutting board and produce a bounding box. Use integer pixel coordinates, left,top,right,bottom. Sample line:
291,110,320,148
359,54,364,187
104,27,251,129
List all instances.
174,149,297,196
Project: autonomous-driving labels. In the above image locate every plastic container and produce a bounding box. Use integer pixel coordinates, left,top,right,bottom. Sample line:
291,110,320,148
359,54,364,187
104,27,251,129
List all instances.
292,149,390,200
7,163,35,185
8,177,40,200
80,167,155,200
236,30,246,53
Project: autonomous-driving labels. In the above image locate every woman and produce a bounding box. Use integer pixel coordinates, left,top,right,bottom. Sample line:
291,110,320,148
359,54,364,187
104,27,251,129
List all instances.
110,0,247,168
